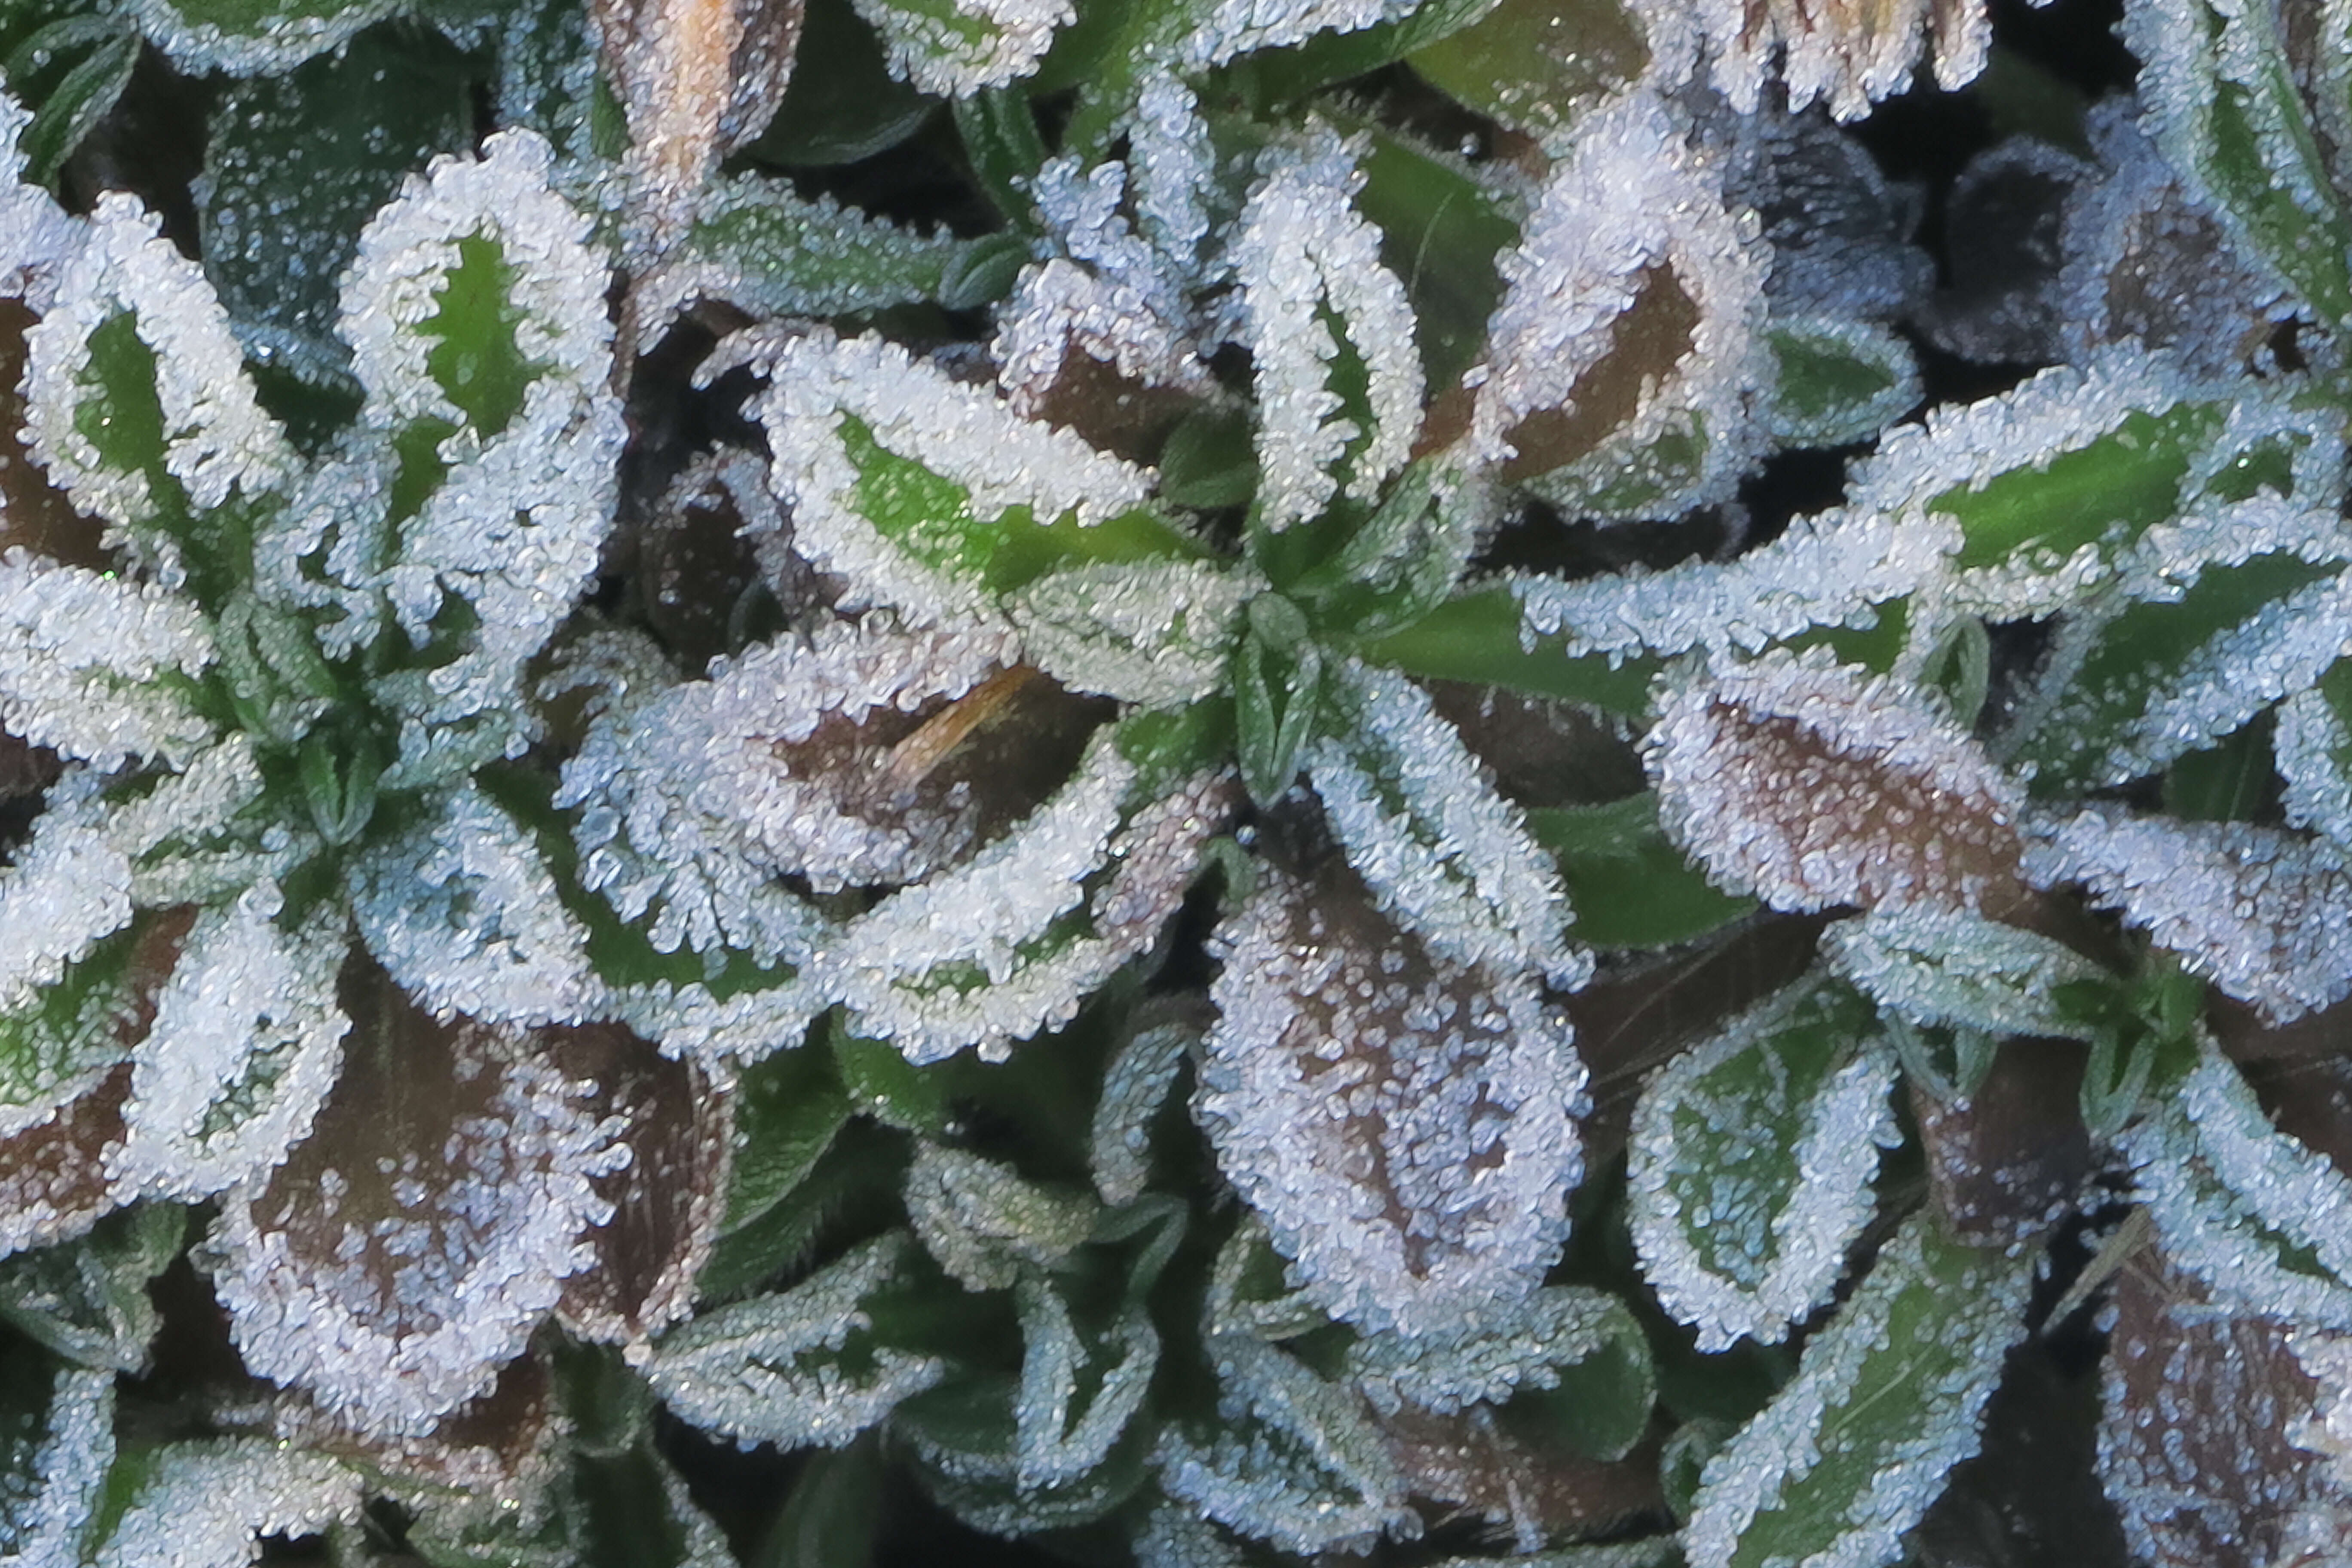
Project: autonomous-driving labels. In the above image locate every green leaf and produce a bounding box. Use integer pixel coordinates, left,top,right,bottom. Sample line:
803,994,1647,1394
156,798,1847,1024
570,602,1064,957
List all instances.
420,234,542,441
903,1142,1098,1292
1409,0,1647,141
1683,1213,2034,1568
119,0,401,73
1528,794,1758,950
1764,318,1920,449
952,85,1046,234
199,29,478,390
744,0,935,166
1347,126,1519,393
1628,982,1896,1352
1230,0,1500,103
0,1204,183,1372
1232,623,1323,802
749,1435,885,1568
2163,711,2276,823
1934,400,2223,574
725,1042,852,1234
13,25,135,189
830,1020,952,1135
1356,588,1660,716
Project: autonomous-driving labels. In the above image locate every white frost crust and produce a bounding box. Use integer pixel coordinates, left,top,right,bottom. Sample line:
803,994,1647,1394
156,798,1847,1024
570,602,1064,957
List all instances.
751,328,1157,619
208,1032,625,1438
2132,1045,2352,1330
818,737,1136,1063
92,1439,364,1568
1694,0,1989,119
0,551,217,771
992,257,1207,419
340,130,613,436
1127,74,1216,283
2024,808,2352,1024
1515,505,1956,668
22,192,290,533
644,1234,947,1449
1004,557,1250,707
2278,686,2352,850
0,95,81,310
613,972,827,1069
350,782,606,1029
0,781,135,1023
1682,1213,2032,1568
1628,985,1897,1351
14,1365,111,1568
1465,93,1765,505
1229,135,1422,532
1011,1280,1158,1489
1197,869,1587,1341
1309,660,1580,982
848,0,1072,95
1173,0,1421,67
1646,646,2027,914
111,881,349,1202
1822,905,2107,1039
118,0,397,73
1346,1286,1628,1415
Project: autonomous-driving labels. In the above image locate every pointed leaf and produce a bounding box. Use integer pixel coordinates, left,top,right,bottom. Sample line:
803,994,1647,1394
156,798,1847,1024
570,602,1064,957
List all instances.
1197,862,1587,1338
1822,905,2109,1039
1629,981,1897,1351
905,1143,1096,1292
0,1204,182,1373
1347,1284,1647,1420
1526,793,1758,950
1683,1213,2034,1568
1004,557,1250,708
848,0,1069,94
1764,317,1920,448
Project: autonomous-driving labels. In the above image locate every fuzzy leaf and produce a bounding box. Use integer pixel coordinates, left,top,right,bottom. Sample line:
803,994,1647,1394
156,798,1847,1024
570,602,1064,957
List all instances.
644,1232,949,1449
1683,1212,2034,1568
1197,862,1586,1338
1629,982,1896,1351
1648,649,2030,918
206,974,624,1438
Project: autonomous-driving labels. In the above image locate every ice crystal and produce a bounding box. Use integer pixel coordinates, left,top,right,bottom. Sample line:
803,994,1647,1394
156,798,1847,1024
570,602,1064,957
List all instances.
1004,559,1248,707
1173,0,1421,67
0,784,135,1026
644,1233,948,1449
2278,681,2352,847
1011,1279,1158,1489
92,1439,361,1568
1647,648,2030,916
1682,1213,2032,1568
0,553,216,773
904,1142,1097,1291
991,257,1206,423
1345,1285,1638,1416
850,0,1071,95
1822,905,2107,1039
2025,808,2352,1024
1088,1015,1195,1207
1197,864,1586,1339
1628,982,1897,1351
1229,135,1422,531
1684,0,1989,118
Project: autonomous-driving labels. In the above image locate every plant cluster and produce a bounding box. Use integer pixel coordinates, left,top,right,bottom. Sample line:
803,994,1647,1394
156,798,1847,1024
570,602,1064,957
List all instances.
0,0,2343,1562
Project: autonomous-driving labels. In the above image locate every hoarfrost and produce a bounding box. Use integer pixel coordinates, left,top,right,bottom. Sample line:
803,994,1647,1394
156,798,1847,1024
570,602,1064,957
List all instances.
643,1233,947,1449
1229,135,1422,532
1128,74,1216,283
1691,0,1989,118
2024,808,2352,1024
0,785,134,1022
1647,648,2029,916
2277,683,2352,848
1005,558,1249,708
206,1009,625,1437
0,1066,135,1263
1013,1279,1158,1489
1308,660,1579,981
350,783,605,1028
1628,983,1896,1351
1822,905,2107,1039
1345,1285,1636,1415
0,1361,110,1566
1682,1212,2032,1568
849,0,1071,95
991,257,1206,421
111,880,350,1201
1197,864,1586,1340
749,328,1156,619
0,97,79,310
92,1439,362,1568
1173,0,1421,68
22,192,290,534
905,1142,1097,1291
1089,1015,1195,1207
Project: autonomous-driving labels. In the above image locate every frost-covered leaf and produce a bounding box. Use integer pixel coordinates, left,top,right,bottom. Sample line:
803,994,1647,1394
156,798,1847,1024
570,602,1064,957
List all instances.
0,1204,181,1373
634,175,1023,345
0,1345,109,1562
0,788,139,1124
1693,0,1988,118
1647,648,2030,918
0,1063,135,1263
1763,317,1920,448
197,30,477,389
90,1439,362,1568
850,0,1069,95
2278,661,2352,848
1682,1212,2033,1568
1007,1278,1158,1491
2025,808,2352,1024
1159,1334,1414,1556
991,257,1204,444
746,326,1171,620
1461,93,1765,519
1346,1284,1645,1419
1197,861,1586,1338
205,971,624,1437
1525,793,1758,951
1230,134,1421,533
1822,906,2108,1039
644,1231,949,1449
552,1024,731,1346
1629,981,1896,1351
21,190,290,541
1173,0,1424,68
594,0,802,254
351,781,605,1029
2099,1252,2337,1568
904,1142,1097,1291
1089,1011,1195,1207
110,880,349,1202
1308,659,1579,980
823,736,1226,1063
1408,0,1653,143
2128,1042,2352,1330
2124,0,2352,331
1005,557,1249,708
